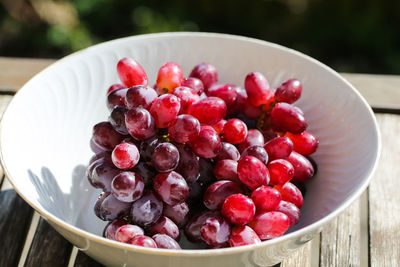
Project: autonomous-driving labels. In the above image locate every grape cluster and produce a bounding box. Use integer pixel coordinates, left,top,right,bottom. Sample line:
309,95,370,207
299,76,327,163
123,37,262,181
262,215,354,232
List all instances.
88,57,319,249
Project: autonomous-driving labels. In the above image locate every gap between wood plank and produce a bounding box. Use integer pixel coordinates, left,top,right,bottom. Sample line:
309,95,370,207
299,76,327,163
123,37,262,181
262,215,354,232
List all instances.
17,212,41,267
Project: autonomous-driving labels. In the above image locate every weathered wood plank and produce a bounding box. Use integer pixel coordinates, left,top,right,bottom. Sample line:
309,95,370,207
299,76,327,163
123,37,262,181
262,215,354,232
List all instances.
369,114,400,266
319,198,361,267
0,57,400,109
24,218,73,267
341,73,400,110
0,57,55,92
0,94,13,186
74,251,104,267
280,240,313,267
0,178,34,267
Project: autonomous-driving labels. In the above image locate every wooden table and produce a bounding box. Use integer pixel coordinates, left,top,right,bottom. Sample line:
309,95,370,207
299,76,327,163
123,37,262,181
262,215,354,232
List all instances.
0,57,399,267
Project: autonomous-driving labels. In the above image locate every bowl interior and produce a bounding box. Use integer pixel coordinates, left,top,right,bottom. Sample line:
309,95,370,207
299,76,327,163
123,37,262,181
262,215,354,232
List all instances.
0,33,379,246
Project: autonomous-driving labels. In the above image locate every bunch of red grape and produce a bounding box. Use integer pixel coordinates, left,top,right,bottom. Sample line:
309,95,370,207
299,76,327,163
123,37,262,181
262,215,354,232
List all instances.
87,57,318,249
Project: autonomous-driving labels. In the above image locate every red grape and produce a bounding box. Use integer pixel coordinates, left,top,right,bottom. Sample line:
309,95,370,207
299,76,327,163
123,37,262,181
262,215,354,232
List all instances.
203,180,242,210
286,151,314,182
212,119,227,135
111,142,139,170
152,234,181,249
207,83,238,113
182,77,204,95
213,160,240,183
111,171,144,202
270,103,307,134
172,86,200,114
201,217,231,246
168,115,200,143
264,137,293,161
237,156,269,190
267,159,294,185
222,194,255,225
285,131,319,155
275,200,301,226
125,107,156,141
125,85,158,110
244,72,273,107
251,186,281,212
153,171,189,205
274,182,303,208
115,224,144,243
130,191,163,227
117,57,148,87
222,118,248,144
188,97,226,125
189,125,222,158
156,62,183,94
189,63,218,90
274,79,302,104
248,211,290,240
238,129,265,153
150,94,181,128
128,235,157,248
234,90,263,120
229,225,261,247
92,121,126,151
148,216,180,240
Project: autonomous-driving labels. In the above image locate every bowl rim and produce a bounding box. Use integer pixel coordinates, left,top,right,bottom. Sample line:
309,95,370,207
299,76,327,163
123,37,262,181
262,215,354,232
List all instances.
0,31,381,256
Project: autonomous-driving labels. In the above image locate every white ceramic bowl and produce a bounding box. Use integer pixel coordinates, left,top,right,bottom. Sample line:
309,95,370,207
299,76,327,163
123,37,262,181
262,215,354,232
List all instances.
0,32,380,267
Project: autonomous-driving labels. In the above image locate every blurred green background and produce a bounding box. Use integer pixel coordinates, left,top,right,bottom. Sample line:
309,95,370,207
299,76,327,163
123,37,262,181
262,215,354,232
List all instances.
1,0,399,74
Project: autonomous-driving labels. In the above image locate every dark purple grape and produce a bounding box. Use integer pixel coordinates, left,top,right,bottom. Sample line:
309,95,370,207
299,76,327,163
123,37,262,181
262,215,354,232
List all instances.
175,144,200,183
132,161,156,187
90,138,106,153
92,121,126,151
103,219,127,240
214,142,240,161
107,88,128,111
213,159,240,183
152,234,181,249
163,202,189,227
125,107,156,141
184,210,220,242
186,181,203,205
203,180,242,210
151,143,180,172
238,129,265,153
94,191,110,219
197,158,215,185
109,106,129,135
140,136,162,162
241,145,269,165
130,191,163,227
89,151,111,166
111,172,144,202
153,171,189,205
100,194,131,221
200,217,231,246
182,77,204,95
125,85,158,110
91,163,121,192
148,216,180,240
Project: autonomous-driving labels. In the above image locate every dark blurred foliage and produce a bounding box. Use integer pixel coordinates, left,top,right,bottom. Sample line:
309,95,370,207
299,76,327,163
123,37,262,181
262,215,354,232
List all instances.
1,0,399,74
